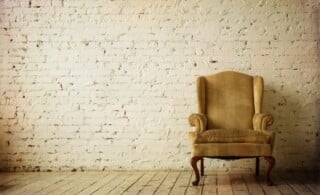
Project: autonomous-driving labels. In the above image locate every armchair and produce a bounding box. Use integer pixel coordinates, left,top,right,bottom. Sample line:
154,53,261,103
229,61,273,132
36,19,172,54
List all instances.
188,71,276,186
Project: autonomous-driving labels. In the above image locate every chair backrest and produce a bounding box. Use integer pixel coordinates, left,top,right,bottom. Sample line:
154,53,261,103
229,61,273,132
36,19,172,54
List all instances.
197,71,263,130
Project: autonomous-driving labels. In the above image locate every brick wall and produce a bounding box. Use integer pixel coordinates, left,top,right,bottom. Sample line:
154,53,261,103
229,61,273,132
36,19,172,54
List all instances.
0,0,319,171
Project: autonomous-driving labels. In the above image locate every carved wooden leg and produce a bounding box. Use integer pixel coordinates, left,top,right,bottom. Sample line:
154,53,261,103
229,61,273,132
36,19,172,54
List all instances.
200,158,204,176
255,157,260,177
191,156,202,186
264,156,275,186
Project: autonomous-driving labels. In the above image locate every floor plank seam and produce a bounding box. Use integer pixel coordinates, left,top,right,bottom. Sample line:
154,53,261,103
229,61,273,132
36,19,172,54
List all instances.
168,171,182,195
121,173,145,194
90,173,118,194
152,171,169,194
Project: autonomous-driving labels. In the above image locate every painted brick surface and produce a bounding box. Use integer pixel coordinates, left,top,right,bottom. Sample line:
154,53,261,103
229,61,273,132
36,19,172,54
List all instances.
0,0,319,171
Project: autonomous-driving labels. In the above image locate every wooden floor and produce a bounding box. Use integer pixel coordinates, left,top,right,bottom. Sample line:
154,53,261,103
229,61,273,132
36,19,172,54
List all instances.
0,170,319,195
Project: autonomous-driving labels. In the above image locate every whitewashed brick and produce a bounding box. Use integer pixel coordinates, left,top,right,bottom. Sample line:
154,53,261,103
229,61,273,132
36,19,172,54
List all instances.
0,0,318,172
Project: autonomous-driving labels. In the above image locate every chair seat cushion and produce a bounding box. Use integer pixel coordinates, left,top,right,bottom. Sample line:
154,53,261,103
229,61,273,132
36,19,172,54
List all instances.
190,129,272,144
190,143,272,157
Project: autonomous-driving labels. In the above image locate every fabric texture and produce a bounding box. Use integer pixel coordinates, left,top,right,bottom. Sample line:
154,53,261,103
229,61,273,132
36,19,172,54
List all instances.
189,71,275,157
190,143,273,157
189,129,273,144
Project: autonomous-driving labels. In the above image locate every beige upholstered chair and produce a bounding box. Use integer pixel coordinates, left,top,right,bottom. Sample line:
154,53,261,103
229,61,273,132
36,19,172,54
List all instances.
189,71,275,186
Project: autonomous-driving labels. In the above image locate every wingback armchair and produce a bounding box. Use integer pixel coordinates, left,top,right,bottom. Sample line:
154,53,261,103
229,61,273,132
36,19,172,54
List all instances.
189,71,276,186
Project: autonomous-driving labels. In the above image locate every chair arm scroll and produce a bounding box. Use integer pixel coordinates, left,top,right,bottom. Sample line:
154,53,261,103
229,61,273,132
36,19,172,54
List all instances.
188,113,207,133
253,113,274,131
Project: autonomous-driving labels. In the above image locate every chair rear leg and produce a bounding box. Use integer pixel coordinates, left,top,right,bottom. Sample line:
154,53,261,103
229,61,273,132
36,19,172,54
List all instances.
200,158,204,176
255,157,260,176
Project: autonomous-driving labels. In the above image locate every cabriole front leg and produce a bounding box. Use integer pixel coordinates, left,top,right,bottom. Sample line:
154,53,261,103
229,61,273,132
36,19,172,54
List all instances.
190,156,202,186
264,156,275,186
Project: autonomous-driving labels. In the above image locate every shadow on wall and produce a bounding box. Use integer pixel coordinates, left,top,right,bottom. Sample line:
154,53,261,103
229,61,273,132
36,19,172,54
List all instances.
315,3,320,171
264,3,319,170
0,125,16,190
0,120,16,172
0,129,11,171
264,83,318,171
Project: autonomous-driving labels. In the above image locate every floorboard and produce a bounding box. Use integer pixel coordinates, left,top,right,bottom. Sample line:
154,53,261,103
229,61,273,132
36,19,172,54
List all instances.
122,171,156,194
242,172,264,195
169,171,192,195
216,172,234,195
0,170,318,195
202,173,217,195
280,172,315,195
293,171,319,195
257,172,281,195
139,171,169,195
229,172,249,195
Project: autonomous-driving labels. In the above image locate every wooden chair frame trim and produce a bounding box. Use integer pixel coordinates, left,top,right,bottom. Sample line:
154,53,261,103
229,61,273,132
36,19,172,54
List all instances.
191,156,275,186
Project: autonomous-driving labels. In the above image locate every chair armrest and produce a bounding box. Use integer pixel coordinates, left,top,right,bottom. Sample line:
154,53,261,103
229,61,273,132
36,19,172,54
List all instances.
260,129,276,151
253,113,274,131
188,113,207,133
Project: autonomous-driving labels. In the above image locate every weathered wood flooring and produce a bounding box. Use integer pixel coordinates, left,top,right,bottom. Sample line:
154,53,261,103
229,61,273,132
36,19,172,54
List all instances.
0,170,319,195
